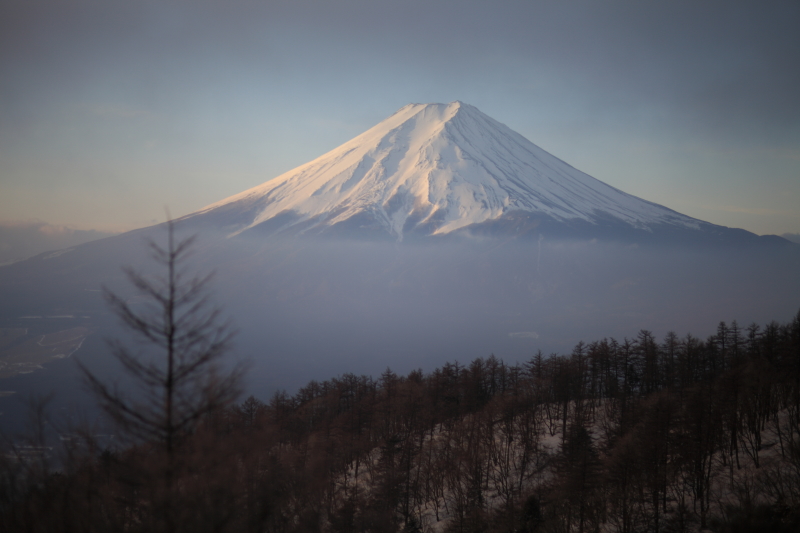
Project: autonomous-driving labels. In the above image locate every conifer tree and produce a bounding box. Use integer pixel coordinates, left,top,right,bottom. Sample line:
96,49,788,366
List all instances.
79,220,244,533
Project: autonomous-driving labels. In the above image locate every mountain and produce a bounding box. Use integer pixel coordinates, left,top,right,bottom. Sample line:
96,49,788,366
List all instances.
1,102,798,436
182,101,780,245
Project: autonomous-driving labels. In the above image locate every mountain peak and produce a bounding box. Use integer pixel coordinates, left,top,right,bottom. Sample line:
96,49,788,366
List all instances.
189,102,702,241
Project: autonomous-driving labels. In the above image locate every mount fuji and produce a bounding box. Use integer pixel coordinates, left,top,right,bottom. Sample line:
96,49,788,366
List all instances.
0,102,798,432
181,101,776,245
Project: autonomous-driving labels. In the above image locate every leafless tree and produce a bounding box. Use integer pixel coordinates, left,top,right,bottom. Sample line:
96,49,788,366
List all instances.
78,220,245,532
82,220,243,450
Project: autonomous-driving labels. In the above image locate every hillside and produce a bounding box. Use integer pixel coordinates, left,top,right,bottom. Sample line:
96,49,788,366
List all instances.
2,312,800,532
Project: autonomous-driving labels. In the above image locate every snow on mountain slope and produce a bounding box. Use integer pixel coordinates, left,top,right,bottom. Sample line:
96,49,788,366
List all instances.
189,101,702,240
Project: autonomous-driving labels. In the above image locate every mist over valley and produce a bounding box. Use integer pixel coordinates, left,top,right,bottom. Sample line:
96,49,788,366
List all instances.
0,101,798,532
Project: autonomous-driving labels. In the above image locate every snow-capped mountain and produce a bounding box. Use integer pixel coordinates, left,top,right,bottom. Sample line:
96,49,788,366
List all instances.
1,103,797,422
185,101,709,241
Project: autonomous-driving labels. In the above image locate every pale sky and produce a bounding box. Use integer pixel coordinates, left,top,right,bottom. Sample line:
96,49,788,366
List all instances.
1,0,798,235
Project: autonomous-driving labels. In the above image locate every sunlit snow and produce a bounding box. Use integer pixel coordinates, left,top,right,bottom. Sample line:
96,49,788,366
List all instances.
193,102,701,240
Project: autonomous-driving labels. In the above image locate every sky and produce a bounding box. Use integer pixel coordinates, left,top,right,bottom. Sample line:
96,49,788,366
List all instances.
1,0,799,237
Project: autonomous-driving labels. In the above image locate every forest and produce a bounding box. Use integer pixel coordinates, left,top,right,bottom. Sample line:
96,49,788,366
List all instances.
1,227,799,533
2,311,800,533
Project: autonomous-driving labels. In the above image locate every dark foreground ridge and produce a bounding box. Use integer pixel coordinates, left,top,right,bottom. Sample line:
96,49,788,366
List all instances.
3,310,800,532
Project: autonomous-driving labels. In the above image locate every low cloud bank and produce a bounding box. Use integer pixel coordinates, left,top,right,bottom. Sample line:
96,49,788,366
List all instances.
0,221,116,264
782,233,800,244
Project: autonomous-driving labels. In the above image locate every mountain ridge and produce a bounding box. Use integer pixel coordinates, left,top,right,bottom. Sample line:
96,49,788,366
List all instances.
183,102,718,242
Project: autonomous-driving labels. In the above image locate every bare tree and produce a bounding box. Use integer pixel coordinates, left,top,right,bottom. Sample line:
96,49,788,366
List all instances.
81,220,243,451
78,220,245,532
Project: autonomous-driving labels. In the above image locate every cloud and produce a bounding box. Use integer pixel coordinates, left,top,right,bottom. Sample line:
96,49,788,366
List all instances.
781,233,800,244
508,331,539,339
0,221,116,265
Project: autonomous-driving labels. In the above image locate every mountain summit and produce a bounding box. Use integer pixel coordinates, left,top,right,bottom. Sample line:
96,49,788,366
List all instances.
185,102,747,242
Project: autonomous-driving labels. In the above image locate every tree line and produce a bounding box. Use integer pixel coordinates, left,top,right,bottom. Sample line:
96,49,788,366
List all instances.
1,226,799,532
2,311,800,532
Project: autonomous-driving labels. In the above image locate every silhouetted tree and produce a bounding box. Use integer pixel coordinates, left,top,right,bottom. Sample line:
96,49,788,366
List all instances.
79,220,245,533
